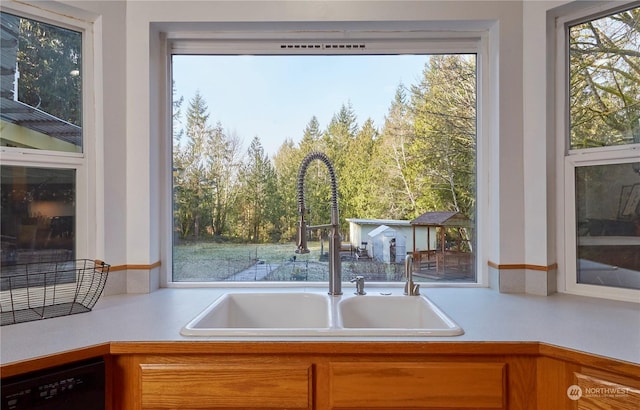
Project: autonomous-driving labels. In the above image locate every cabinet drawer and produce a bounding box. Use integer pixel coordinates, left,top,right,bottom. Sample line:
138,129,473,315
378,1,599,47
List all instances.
328,362,506,409
574,371,640,410
140,363,313,409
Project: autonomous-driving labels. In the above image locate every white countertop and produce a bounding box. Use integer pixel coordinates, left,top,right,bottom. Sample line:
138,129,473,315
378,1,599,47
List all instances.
1,287,639,365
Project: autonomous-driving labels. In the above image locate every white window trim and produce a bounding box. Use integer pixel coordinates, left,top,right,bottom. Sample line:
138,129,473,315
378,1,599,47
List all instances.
162,24,492,289
555,1,640,303
0,2,104,262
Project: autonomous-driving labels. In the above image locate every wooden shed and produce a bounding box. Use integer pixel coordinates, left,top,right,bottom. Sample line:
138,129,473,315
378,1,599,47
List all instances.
410,211,474,277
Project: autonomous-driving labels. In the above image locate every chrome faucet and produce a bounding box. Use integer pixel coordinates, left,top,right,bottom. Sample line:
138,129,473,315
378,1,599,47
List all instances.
404,254,420,296
350,275,366,295
295,151,342,296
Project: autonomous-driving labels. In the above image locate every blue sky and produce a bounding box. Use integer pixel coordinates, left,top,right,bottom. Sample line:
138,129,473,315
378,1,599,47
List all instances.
172,55,429,156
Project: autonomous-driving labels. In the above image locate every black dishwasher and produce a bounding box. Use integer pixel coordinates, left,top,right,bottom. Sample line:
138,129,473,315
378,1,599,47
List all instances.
1,357,105,410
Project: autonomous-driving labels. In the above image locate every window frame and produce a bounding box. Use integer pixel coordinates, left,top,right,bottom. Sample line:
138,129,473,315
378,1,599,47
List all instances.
0,2,102,262
556,1,640,302
162,24,491,288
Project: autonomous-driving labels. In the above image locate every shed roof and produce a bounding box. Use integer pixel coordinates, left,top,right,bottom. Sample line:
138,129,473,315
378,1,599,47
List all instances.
367,224,392,238
346,218,410,226
410,211,473,227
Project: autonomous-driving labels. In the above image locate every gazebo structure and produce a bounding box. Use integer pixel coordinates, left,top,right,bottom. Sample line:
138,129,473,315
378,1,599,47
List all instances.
410,211,474,277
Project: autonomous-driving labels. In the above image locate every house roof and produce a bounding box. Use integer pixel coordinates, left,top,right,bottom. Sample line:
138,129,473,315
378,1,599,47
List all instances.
1,98,82,147
410,211,473,227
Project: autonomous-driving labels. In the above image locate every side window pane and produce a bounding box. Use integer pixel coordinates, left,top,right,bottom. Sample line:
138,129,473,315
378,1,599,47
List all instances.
0,165,75,266
0,12,82,153
568,7,640,150
575,163,640,290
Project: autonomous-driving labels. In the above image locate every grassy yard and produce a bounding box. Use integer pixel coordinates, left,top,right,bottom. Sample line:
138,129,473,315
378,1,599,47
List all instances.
172,241,406,282
172,241,478,283
173,241,321,281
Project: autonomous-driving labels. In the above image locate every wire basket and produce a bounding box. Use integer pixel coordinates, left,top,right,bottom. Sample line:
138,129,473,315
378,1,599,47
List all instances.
1,259,109,326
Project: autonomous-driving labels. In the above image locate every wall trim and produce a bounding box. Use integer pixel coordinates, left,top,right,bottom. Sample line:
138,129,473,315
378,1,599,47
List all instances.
109,261,162,272
487,261,557,272
488,261,558,295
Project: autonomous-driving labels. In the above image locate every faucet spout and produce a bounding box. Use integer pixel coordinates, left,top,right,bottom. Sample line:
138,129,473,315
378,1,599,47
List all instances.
404,254,420,296
295,152,342,296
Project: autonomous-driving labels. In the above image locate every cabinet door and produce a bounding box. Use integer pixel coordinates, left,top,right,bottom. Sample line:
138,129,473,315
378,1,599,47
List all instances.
328,362,506,409
139,363,313,409
573,370,640,410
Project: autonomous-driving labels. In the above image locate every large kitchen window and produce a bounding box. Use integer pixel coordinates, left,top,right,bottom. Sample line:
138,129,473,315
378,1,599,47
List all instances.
169,33,484,285
0,7,95,267
561,3,640,301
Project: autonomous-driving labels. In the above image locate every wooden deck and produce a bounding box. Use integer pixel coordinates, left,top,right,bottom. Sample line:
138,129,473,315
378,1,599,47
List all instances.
412,250,474,280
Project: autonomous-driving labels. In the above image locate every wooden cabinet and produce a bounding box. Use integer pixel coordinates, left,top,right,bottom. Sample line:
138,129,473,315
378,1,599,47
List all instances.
140,363,313,409
327,362,506,409
126,357,509,410
110,344,537,410
122,358,512,410
3,342,638,410
113,354,315,410
573,368,640,410
536,350,640,410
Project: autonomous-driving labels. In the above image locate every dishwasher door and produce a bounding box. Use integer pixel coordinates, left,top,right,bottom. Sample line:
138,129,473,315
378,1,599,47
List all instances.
2,357,105,410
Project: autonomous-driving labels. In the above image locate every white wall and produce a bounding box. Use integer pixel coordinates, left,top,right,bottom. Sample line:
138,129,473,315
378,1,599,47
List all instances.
521,0,570,282
123,0,526,289
4,0,129,292
48,0,584,291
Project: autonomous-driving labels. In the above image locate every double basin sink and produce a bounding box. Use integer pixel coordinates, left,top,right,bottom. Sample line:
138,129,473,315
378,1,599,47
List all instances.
181,291,463,337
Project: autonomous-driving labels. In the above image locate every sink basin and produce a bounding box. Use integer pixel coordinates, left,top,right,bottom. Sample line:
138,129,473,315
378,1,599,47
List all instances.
337,295,464,336
181,292,332,336
181,291,464,337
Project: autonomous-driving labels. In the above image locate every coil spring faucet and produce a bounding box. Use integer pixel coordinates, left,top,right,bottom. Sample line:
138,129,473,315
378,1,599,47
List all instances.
295,151,342,296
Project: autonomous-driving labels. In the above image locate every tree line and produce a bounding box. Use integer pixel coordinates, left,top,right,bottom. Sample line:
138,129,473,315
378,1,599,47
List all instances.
169,6,638,244
8,13,83,126
173,55,477,243
6,5,637,246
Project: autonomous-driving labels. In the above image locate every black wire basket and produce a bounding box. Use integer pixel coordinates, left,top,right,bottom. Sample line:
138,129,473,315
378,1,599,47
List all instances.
1,259,110,326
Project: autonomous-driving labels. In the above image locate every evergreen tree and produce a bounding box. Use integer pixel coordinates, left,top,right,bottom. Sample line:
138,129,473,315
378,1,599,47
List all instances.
206,123,242,236
13,15,82,125
173,91,214,239
237,137,278,242
272,139,302,242
323,102,358,170
172,81,184,144
170,54,486,247
299,116,324,152
340,117,378,222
